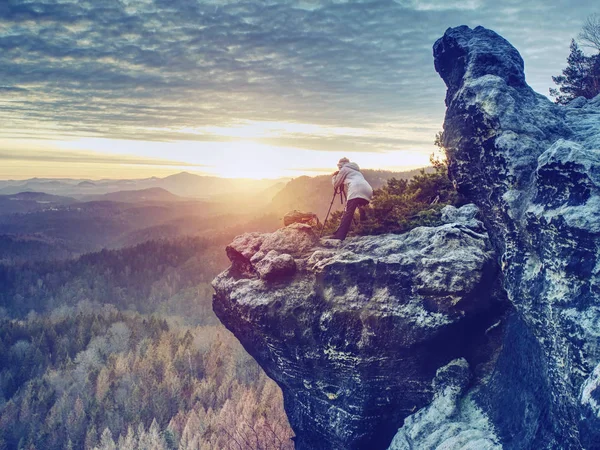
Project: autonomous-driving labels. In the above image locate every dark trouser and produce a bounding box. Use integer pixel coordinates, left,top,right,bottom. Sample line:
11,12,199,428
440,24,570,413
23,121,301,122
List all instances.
333,198,369,240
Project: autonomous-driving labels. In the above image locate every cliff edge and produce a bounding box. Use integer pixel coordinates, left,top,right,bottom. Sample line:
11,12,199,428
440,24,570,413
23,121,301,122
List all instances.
213,206,508,449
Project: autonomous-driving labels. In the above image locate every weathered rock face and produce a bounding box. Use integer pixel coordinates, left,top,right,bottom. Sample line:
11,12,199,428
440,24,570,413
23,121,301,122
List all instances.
434,25,600,448
213,207,508,449
388,358,501,450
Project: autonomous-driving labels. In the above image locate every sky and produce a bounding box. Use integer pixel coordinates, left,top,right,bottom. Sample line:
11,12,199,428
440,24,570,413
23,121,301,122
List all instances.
0,0,597,179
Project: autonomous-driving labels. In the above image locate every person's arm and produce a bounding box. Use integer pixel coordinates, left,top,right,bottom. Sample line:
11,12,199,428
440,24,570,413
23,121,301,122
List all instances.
333,167,349,190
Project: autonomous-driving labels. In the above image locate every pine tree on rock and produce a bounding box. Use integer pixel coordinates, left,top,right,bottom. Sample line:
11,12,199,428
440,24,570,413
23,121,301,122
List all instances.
550,39,600,104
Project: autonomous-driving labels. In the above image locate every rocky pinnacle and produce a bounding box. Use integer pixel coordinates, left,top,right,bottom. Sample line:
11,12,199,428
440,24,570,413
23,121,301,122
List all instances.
434,25,600,448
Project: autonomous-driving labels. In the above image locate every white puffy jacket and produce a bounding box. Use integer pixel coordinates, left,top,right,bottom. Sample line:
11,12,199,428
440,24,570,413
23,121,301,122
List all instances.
332,162,373,202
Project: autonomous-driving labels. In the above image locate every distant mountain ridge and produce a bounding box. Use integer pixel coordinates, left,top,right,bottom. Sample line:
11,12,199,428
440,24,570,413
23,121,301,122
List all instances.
6,191,77,202
0,171,291,200
0,168,432,262
82,187,186,203
0,191,78,216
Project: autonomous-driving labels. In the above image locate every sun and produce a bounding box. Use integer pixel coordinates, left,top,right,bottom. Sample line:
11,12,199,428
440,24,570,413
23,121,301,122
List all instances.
209,142,295,179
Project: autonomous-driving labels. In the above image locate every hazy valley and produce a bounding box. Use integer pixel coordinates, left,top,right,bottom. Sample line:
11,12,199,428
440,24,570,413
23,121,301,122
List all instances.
0,168,417,449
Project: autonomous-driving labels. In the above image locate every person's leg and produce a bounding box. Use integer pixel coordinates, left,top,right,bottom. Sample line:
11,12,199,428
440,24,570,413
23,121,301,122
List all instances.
357,199,369,222
333,198,360,240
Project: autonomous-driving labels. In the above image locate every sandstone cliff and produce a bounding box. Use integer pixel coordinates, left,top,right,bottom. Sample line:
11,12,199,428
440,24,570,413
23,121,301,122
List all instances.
213,25,600,450
434,25,600,449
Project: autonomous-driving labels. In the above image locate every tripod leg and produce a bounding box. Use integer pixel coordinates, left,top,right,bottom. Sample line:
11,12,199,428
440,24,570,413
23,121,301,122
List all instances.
320,189,338,237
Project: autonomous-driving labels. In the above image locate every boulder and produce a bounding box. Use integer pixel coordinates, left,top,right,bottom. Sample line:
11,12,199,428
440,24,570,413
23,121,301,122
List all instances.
388,359,501,450
283,210,320,227
441,203,479,225
254,250,296,281
225,223,319,278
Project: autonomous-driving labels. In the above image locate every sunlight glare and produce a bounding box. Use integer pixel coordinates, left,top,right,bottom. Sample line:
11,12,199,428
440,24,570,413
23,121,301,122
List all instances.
5,135,435,179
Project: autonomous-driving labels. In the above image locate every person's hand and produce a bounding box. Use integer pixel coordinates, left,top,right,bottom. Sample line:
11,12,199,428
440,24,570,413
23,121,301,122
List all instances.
332,170,339,176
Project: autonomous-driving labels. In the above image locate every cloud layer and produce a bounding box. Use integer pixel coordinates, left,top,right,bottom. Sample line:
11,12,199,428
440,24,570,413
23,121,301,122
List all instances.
0,0,596,156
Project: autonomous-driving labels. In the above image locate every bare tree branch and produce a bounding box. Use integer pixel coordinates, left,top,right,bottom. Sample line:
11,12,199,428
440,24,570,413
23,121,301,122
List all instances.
579,13,600,52
222,428,243,450
242,422,260,450
234,427,254,450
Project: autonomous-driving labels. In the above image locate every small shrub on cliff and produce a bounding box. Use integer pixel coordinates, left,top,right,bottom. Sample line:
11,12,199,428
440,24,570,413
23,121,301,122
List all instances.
357,155,459,235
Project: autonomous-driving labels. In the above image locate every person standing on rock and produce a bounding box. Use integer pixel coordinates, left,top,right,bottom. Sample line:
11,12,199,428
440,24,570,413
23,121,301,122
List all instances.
329,157,373,240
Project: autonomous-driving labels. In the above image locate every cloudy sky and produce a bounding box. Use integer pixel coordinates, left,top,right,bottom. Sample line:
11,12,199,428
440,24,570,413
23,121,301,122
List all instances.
0,0,596,179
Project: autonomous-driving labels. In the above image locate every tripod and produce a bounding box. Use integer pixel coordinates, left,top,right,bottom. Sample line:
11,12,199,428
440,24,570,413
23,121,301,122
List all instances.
319,187,344,237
